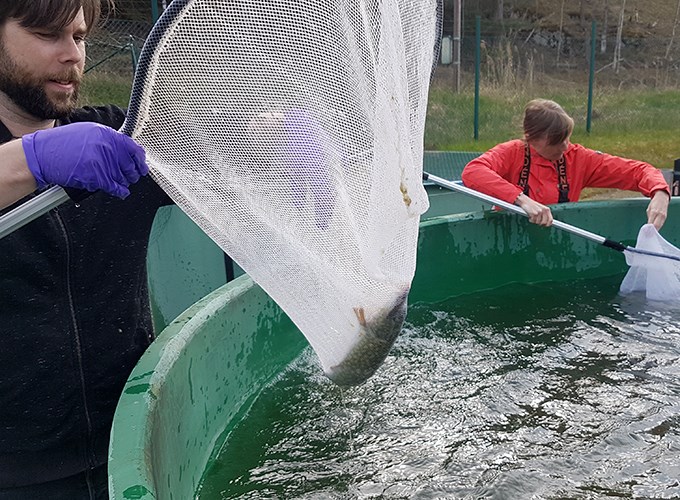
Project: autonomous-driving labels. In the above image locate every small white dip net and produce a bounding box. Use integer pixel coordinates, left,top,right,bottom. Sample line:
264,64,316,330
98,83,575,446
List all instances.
123,0,440,385
620,224,680,302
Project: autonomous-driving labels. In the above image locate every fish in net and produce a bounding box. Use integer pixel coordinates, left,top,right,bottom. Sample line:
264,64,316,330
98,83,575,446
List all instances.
121,0,442,385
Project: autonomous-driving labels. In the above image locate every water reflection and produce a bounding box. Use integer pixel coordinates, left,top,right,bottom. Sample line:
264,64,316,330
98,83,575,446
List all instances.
199,276,680,499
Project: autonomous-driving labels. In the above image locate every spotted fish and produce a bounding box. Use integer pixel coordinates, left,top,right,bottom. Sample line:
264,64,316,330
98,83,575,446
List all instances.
326,291,409,386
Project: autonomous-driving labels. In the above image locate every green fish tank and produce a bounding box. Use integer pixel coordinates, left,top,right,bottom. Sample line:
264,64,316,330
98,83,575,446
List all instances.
109,192,680,499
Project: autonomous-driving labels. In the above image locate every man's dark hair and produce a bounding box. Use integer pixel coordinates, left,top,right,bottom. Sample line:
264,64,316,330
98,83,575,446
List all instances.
0,0,112,35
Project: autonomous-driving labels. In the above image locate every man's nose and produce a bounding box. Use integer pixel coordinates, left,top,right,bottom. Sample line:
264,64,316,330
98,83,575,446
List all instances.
57,38,85,64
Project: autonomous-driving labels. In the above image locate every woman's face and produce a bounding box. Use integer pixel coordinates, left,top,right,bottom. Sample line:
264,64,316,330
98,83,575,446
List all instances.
529,135,570,162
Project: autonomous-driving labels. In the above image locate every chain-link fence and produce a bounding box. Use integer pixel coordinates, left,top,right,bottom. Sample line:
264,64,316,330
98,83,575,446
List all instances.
432,1,680,148
435,31,680,92
87,3,680,92
439,0,680,86
84,1,168,77
86,18,150,78
84,2,680,155
429,25,680,148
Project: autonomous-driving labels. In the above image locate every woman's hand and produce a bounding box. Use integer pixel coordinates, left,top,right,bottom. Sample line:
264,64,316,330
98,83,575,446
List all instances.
515,193,553,226
647,190,670,230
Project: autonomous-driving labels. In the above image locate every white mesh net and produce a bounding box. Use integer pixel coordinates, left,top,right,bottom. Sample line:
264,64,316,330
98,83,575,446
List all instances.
620,224,680,302
123,0,440,385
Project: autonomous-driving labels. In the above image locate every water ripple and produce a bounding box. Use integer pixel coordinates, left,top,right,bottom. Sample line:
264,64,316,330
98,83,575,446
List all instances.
199,277,680,499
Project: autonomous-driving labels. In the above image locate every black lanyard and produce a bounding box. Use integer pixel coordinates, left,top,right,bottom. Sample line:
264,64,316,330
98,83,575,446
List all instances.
519,142,569,203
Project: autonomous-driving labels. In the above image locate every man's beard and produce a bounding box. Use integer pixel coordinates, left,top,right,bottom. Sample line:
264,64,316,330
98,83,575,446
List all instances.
0,45,81,120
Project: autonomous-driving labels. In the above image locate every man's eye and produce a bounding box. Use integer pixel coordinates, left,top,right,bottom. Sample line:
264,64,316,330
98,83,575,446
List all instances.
35,32,57,40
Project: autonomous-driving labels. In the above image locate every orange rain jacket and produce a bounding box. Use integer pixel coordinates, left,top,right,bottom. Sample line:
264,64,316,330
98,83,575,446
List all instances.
461,139,670,205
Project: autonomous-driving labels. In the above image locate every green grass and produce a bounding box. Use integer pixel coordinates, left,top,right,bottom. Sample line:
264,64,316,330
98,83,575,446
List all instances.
80,72,133,110
425,85,680,169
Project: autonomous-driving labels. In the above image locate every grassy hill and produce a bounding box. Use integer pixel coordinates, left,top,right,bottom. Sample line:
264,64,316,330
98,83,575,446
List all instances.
444,0,680,86
461,0,680,41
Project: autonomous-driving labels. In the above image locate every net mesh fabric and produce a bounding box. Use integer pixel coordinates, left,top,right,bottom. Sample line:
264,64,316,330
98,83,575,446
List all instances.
123,0,439,383
620,224,680,301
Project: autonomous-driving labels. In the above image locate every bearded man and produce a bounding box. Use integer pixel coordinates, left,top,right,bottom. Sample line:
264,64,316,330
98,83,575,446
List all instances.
0,1,170,498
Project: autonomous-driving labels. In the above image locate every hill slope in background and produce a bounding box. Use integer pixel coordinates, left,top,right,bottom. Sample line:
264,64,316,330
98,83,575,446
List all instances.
518,0,677,38
454,0,679,38
447,0,680,65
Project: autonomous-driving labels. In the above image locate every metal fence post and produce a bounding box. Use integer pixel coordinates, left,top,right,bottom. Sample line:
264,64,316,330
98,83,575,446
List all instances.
587,20,596,133
151,0,159,23
474,15,481,141
129,38,139,73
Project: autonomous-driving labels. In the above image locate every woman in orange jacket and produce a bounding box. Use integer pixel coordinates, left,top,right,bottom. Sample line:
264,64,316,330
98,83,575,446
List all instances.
461,99,670,229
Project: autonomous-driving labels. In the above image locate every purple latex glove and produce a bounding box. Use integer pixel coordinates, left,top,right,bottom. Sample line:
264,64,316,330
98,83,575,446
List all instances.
22,122,149,199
